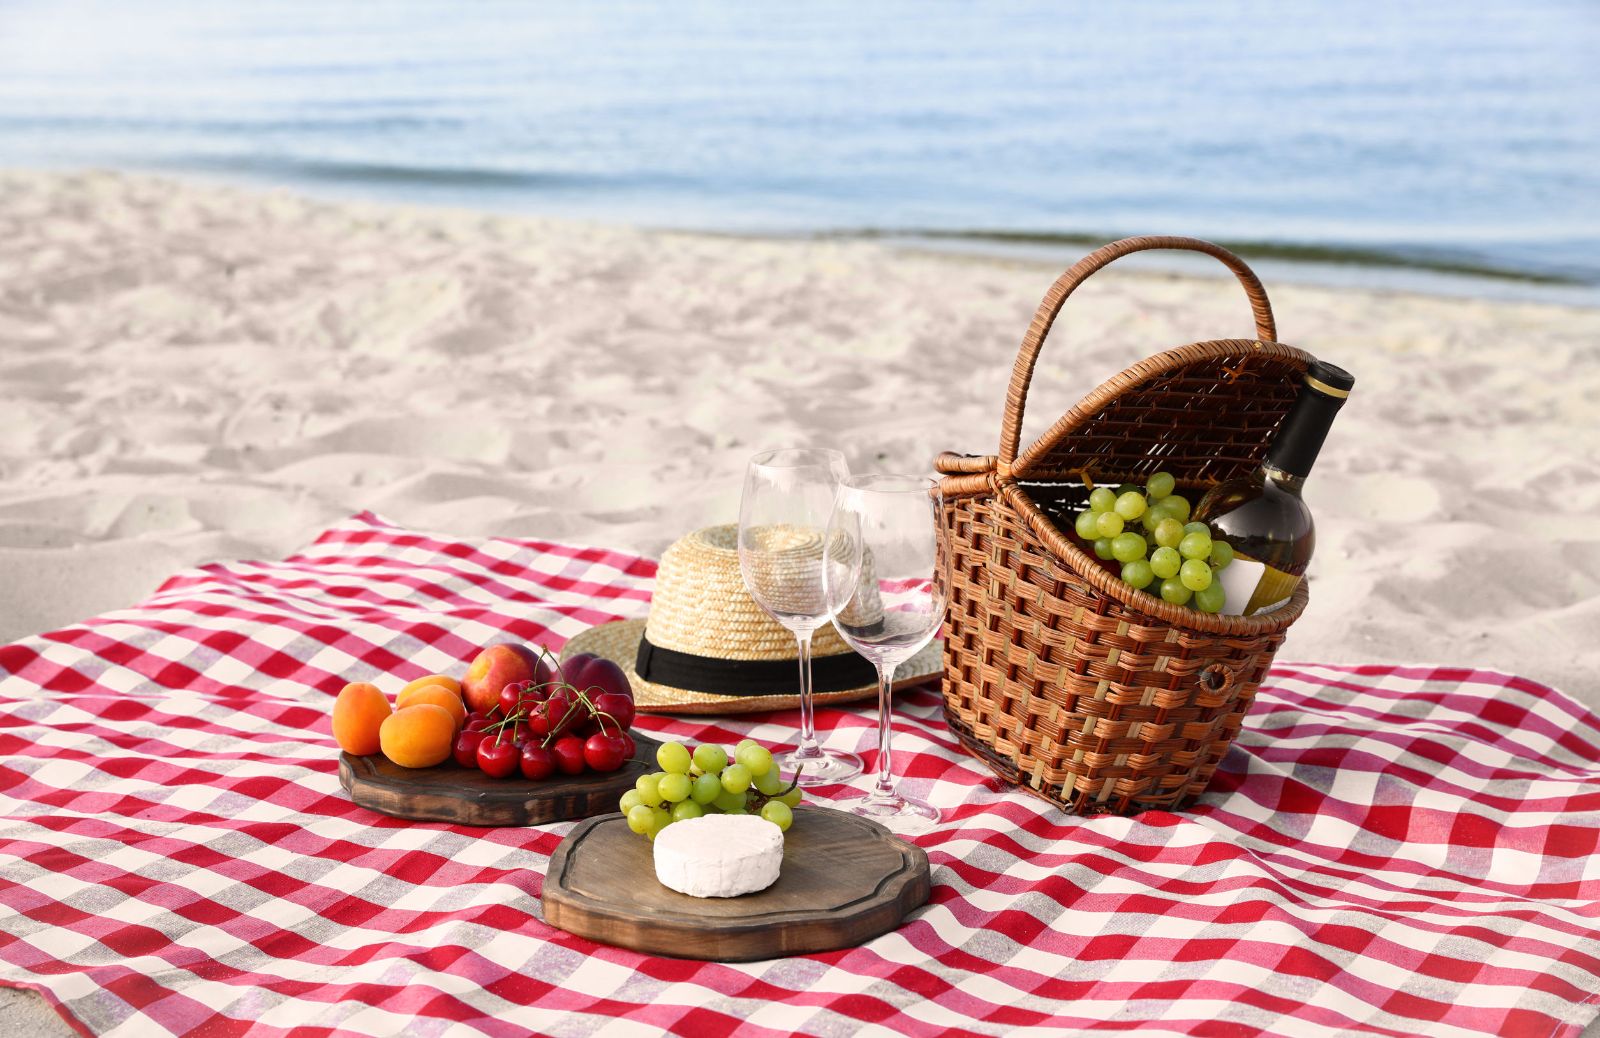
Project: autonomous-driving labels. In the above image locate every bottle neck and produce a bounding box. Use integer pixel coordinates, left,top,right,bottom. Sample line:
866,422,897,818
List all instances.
1264,378,1348,483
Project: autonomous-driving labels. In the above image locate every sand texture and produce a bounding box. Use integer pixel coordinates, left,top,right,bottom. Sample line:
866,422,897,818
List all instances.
1,169,1597,709
3,170,1600,1037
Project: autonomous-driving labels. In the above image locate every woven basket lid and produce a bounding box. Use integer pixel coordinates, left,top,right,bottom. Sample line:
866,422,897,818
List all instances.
937,235,1318,638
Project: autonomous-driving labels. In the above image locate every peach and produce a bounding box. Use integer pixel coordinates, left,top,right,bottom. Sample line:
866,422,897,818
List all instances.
460,643,539,715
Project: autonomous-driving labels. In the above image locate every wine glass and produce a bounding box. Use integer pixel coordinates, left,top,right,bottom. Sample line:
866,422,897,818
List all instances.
822,474,945,832
738,448,865,786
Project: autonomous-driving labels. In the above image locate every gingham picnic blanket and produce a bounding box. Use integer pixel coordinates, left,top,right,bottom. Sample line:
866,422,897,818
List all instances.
1,514,1597,1038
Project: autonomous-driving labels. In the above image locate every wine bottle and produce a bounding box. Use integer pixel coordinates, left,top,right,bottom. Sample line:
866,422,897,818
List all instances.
1196,360,1354,616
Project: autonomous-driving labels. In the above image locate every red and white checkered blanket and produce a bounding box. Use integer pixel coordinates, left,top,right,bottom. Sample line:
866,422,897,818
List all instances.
1,513,1597,1038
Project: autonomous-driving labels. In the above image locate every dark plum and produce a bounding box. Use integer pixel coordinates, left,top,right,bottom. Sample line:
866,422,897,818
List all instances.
568,656,630,700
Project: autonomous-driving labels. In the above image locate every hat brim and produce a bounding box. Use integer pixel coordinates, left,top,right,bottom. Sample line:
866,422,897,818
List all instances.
562,618,943,716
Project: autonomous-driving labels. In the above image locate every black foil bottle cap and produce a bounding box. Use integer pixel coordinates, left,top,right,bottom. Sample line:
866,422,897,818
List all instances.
1304,360,1355,397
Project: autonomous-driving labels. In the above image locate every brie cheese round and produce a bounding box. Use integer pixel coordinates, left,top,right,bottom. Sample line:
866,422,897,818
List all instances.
652,814,785,898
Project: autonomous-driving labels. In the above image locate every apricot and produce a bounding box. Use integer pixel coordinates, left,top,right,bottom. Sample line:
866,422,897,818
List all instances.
396,684,466,729
399,674,462,701
332,682,391,756
379,704,456,769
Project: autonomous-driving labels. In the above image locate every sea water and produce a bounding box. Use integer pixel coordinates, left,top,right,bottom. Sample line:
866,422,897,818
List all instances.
0,0,1595,299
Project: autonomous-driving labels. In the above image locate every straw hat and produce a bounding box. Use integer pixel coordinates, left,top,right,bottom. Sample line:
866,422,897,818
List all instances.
561,524,942,715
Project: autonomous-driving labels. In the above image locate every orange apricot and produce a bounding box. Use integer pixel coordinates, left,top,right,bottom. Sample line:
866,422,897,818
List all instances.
396,684,466,729
399,674,462,701
379,704,456,768
332,681,391,756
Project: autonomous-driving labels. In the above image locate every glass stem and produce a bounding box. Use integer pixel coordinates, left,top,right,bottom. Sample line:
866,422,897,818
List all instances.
875,662,898,796
795,630,819,756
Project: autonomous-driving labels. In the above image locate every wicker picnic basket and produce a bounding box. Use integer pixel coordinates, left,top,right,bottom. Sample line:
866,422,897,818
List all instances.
935,236,1313,815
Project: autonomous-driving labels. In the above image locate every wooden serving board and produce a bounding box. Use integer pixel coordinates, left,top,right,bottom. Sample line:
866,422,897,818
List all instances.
542,805,930,961
339,731,662,826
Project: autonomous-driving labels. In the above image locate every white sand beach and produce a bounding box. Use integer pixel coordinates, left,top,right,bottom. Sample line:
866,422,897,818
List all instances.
2,172,1599,1036
1,169,1597,710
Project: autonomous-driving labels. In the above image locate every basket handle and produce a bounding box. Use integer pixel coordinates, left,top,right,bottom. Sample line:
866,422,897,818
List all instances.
998,236,1277,469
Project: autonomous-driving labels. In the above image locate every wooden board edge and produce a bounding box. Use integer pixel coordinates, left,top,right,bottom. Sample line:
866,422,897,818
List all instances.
541,813,933,962
545,855,929,936
336,733,664,827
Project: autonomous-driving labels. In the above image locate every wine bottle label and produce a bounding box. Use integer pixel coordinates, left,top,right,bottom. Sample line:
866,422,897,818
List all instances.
1244,563,1300,616
1216,558,1264,616
1216,555,1299,616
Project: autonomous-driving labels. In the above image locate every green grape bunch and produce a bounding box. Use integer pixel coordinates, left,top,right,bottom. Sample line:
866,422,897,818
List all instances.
1066,471,1234,614
618,738,804,840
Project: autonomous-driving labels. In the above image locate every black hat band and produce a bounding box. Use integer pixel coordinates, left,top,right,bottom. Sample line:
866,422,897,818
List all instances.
634,635,878,697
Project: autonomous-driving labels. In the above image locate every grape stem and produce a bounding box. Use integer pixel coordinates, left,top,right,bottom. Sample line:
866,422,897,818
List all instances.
743,765,805,811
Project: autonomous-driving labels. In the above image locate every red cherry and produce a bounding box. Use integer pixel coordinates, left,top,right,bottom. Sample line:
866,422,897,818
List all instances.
551,735,587,775
465,717,491,733
583,732,628,773
453,728,486,768
592,692,635,732
568,694,594,726
476,735,520,778
520,742,556,780
525,702,552,737
544,693,574,736
619,732,636,760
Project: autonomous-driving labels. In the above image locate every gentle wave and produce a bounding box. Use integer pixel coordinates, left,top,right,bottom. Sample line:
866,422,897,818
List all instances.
824,230,1593,286
162,155,600,191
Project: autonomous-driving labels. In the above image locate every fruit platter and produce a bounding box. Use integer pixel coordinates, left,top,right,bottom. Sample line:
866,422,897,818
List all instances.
334,641,661,826
329,635,934,959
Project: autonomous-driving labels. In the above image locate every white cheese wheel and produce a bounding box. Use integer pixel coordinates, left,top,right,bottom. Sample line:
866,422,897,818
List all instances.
652,814,784,898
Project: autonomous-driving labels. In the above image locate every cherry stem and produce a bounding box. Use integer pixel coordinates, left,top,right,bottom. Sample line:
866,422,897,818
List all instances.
485,713,522,733
521,665,628,748
535,643,562,682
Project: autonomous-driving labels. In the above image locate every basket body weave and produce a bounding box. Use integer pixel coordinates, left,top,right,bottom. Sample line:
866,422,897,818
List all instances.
936,237,1313,815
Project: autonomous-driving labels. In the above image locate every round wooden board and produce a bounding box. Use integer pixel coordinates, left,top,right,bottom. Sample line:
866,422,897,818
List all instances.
338,731,662,826
541,805,931,961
